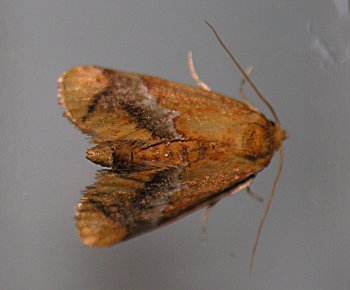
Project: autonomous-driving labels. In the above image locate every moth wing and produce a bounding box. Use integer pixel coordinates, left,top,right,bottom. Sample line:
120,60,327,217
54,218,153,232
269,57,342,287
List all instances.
58,66,183,144
76,153,256,247
58,66,259,145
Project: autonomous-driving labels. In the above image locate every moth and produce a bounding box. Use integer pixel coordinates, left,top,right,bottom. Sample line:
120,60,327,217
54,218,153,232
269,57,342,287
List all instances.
58,22,286,271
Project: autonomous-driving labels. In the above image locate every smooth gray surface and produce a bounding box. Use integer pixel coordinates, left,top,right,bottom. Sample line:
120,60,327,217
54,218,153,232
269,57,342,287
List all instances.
1,0,349,289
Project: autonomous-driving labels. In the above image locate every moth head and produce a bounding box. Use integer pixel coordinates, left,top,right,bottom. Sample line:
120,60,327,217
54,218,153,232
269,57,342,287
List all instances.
272,122,288,152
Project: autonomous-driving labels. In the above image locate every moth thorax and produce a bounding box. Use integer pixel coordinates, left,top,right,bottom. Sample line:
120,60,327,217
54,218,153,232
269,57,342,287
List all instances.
235,123,274,159
86,144,114,167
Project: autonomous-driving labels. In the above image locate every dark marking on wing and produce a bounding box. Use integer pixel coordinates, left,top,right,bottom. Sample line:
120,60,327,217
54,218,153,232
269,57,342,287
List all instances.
81,69,183,140
78,167,183,242
82,89,112,122
76,166,256,246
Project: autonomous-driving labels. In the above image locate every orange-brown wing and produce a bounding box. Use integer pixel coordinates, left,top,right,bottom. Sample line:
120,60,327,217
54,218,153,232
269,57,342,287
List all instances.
58,66,265,145
58,66,183,144
75,151,258,247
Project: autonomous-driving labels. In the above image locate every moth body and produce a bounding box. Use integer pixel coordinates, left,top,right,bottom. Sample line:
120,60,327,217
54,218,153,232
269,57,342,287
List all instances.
59,66,286,246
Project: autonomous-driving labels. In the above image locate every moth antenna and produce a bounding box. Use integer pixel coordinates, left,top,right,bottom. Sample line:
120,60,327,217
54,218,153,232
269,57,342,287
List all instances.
239,66,254,103
249,146,284,273
205,20,280,127
205,21,285,273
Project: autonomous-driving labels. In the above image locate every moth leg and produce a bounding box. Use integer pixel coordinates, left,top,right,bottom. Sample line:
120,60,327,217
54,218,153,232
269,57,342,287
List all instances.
188,50,212,91
228,177,254,196
246,187,264,203
200,176,255,241
200,202,217,241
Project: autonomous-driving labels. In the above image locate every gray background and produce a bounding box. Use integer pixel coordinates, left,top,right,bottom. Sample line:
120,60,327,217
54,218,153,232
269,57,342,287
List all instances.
1,0,349,289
